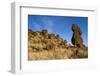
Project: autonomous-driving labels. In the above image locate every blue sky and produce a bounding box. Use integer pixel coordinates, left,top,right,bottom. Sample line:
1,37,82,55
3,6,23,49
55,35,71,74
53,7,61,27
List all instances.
28,15,88,46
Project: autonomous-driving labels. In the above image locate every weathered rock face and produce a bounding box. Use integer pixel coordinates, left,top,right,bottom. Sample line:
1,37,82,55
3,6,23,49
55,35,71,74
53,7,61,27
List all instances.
28,29,68,52
28,29,74,60
71,24,84,48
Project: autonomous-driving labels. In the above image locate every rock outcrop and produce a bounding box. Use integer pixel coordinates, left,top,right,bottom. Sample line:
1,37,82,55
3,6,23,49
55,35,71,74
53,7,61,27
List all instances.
28,29,73,60
71,24,84,49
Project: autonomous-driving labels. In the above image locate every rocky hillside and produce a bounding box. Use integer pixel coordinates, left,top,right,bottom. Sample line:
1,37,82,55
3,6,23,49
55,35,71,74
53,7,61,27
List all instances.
28,29,88,60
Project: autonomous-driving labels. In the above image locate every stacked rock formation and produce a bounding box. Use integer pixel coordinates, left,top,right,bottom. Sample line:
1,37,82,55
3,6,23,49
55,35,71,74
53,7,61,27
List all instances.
71,24,84,49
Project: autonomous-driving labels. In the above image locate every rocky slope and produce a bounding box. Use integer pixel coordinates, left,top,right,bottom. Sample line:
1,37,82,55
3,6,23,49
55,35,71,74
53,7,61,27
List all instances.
28,29,88,60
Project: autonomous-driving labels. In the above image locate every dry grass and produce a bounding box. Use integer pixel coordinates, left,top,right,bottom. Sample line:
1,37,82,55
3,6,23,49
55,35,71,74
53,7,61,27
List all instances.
28,49,74,60
28,48,88,60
